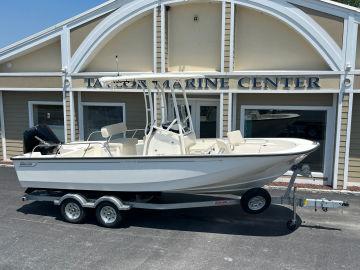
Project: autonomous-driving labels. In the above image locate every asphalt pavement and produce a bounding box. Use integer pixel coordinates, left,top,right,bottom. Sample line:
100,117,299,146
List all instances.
0,166,359,270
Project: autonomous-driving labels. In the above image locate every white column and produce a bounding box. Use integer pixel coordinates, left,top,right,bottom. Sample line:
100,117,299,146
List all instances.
0,91,7,161
77,92,84,140
220,1,226,73
229,2,235,72
61,26,72,143
153,7,157,73
333,91,343,189
227,93,233,133
219,92,224,138
343,15,358,189
160,4,166,73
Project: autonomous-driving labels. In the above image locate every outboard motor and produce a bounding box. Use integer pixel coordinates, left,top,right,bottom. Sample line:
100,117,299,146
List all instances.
23,124,61,155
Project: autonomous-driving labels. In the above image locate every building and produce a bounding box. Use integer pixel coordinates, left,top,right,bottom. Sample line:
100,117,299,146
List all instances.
0,0,359,189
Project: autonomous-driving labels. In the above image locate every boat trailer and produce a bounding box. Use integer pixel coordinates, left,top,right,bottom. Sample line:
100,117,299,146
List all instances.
21,165,349,231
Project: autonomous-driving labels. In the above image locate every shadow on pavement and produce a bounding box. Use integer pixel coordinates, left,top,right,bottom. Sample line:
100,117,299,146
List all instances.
18,201,303,236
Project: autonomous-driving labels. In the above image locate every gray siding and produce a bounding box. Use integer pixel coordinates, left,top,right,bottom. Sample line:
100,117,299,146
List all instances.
3,92,62,158
349,94,360,183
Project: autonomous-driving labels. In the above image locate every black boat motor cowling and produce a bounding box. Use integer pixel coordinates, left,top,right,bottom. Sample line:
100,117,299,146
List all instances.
23,124,61,154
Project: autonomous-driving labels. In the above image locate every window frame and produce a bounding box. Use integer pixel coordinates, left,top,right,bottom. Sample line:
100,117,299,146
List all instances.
79,102,126,140
28,100,65,141
240,105,336,182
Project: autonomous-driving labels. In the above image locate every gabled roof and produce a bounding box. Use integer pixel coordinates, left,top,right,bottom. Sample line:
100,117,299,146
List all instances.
0,0,359,64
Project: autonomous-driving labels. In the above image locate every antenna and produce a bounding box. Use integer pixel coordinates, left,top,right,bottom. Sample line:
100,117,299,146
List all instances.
115,55,119,76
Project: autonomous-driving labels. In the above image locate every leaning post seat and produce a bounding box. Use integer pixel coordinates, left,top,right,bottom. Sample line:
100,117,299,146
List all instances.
101,122,128,139
227,130,245,146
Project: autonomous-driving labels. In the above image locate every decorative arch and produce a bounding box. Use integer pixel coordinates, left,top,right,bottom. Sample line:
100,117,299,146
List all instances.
71,0,343,73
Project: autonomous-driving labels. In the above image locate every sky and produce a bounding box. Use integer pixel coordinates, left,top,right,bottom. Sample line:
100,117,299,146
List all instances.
0,0,107,49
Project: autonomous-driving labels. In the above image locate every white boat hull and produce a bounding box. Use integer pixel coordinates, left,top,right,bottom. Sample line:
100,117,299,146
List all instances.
13,153,307,194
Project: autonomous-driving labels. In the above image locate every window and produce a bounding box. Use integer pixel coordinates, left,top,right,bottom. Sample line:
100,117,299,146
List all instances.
29,101,65,142
81,103,125,140
241,106,335,178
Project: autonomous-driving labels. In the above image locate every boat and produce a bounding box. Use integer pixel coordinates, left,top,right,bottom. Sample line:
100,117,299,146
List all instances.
12,74,319,195
245,110,299,137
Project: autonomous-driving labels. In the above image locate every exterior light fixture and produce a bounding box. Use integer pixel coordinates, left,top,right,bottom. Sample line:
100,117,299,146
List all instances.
194,15,199,22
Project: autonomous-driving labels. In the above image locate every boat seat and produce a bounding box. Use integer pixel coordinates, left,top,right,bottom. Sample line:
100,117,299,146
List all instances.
108,138,138,156
227,130,245,145
215,139,231,154
101,122,127,139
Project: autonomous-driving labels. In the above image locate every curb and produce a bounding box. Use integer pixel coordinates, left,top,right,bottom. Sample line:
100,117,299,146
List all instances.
265,185,360,195
0,163,14,168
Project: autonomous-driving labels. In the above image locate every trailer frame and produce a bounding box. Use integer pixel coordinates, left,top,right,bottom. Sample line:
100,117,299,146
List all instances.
21,165,349,230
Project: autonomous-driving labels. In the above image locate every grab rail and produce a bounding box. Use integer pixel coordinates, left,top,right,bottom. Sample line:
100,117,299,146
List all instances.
31,141,113,158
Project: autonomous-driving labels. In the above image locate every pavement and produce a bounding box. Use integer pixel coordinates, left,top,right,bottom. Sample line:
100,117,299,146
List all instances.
0,167,359,270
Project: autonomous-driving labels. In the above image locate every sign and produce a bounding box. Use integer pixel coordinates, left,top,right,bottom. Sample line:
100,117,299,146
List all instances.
84,76,321,90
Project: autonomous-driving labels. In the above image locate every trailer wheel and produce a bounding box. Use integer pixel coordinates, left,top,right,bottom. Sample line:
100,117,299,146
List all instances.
60,199,86,224
241,188,271,214
96,202,122,228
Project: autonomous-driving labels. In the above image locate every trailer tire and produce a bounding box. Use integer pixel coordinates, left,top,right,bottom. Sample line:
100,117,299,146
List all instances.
96,202,122,228
60,199,86,224
241,188,271,214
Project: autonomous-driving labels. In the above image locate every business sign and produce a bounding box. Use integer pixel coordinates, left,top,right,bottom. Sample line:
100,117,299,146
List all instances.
84,76,321,90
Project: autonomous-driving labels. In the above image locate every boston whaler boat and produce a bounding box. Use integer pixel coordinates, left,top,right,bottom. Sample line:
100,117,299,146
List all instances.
14,74,349,229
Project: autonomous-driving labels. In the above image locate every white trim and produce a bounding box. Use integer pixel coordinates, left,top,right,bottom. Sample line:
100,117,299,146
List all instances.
160,4,166,73
27,101,65,142
153,7,157,73
71,0,344,73
342,16,358,189
240,104,335,181
70,87,342,94
62,91,68,143
28,101,63,126
229,1,235,72
72,70,344,77
1,0,359,65
0,88,62,92
231,0,342,71
0,92,7,161
153,92,157,122
332,92,341,189
288,0,359,18
220,1,226,73
0,72,62,77
69,90,75,142
170,98,220,138
232,93,237,130
227,92,232,133
343,92,353,189
0,0,123,62
79,101,126,140
78,92,83,140
219,92,224,138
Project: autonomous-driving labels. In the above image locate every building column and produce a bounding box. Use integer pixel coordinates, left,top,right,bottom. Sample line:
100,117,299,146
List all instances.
221,2,233,137
0,91,7,161
333,15,358,189
154,5,169,123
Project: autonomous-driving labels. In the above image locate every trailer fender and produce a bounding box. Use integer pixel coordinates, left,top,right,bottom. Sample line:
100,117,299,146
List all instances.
94,196,131,211
54,194,89,207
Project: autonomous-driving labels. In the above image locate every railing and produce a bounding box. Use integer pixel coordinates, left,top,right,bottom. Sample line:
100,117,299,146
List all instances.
87,129,145,142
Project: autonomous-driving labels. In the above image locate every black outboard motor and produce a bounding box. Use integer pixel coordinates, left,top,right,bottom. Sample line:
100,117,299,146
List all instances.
23,124,61,155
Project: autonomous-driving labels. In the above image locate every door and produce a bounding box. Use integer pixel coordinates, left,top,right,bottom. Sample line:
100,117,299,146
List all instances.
170,99,219,138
